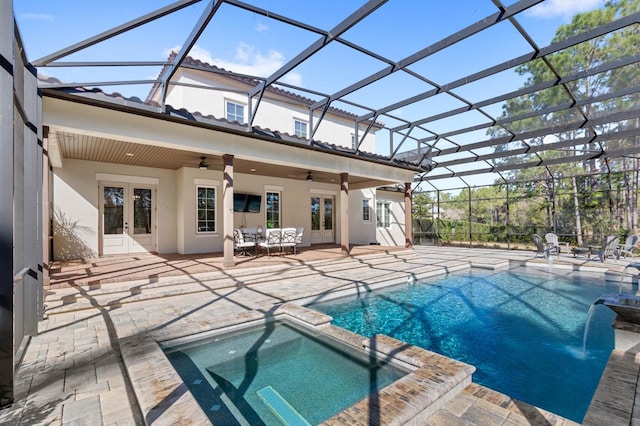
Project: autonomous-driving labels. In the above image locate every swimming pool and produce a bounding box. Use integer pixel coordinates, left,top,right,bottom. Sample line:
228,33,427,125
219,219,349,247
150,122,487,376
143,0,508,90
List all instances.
312,267,618,422
162,319,409,425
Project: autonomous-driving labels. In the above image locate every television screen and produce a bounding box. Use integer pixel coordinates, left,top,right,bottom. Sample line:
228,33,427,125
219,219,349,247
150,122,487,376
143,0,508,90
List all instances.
246,194,262,213
233,193,247,212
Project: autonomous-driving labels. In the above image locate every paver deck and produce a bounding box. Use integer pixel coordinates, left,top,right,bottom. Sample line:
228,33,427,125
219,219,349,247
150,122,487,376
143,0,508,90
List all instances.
2,245,639,425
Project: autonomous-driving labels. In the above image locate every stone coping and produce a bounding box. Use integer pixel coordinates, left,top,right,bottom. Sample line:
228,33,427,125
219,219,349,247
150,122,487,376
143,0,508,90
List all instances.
583,349,640,425
120,303,475,425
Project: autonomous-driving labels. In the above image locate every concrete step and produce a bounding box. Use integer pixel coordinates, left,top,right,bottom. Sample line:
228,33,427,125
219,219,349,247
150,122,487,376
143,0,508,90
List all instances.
44,250,422,315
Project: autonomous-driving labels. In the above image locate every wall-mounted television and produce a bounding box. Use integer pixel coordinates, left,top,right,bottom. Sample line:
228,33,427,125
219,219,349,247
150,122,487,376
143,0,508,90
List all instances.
233,193,262,213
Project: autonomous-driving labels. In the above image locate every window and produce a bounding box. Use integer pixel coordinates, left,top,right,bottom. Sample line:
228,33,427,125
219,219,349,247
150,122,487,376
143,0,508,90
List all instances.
294,119,308,138
376,201,390,228
265,191,281,228
196,186,216,233
362,199,371,222
226,101,245,123
351,134,356,150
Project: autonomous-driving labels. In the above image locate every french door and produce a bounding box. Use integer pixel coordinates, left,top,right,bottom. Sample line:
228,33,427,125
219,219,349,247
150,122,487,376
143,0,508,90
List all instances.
100,182,155,255
310,195,335,244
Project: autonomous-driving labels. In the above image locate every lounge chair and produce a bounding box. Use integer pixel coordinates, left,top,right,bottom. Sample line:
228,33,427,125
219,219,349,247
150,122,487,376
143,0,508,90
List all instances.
592,235,620,262
618,234,638,259
234,228,256,256
533,234,557,258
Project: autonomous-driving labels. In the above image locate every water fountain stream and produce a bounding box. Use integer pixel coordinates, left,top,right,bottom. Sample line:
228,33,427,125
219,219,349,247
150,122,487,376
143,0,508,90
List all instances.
582,299,604,352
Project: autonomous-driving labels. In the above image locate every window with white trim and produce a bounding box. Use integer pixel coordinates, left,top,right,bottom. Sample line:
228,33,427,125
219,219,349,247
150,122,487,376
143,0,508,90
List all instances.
362,199,371,222
196,186,216,233
294,119,308,138
376,201,390,228
265,191,281,228
226,101,245,123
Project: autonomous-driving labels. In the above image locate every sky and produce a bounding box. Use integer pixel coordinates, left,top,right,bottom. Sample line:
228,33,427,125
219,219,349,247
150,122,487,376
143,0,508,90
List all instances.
14,0,609,190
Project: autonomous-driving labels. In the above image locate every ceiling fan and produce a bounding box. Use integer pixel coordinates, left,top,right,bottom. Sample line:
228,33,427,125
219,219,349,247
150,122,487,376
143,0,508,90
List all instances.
198,156,208,170
287,171,327,182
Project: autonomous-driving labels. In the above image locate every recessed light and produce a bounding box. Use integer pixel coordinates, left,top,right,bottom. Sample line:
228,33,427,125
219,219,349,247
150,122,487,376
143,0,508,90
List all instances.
125,153,134,156
250,168,256,172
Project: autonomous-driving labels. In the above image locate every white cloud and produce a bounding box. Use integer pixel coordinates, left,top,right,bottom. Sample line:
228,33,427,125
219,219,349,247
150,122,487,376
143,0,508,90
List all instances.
255,22,269,33
527,0,606,19
162,43,302,86
20,13,54,22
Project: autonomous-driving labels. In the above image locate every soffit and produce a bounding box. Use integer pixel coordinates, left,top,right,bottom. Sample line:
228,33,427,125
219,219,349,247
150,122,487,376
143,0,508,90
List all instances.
51,130,374,185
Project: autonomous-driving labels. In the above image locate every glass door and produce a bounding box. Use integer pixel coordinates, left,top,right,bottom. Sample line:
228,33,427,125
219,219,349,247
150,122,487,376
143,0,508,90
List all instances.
101,182,155,254
310,195,334,244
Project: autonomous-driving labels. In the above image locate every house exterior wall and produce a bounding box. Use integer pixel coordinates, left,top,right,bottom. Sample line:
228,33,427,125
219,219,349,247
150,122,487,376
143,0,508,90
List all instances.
52,159,178,260
165,69,377,153
375,189,406,247
349,188,377,245
51,159,383,259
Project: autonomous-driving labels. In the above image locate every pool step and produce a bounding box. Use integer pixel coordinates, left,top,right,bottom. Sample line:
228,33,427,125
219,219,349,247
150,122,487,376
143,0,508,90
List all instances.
257,386,311,426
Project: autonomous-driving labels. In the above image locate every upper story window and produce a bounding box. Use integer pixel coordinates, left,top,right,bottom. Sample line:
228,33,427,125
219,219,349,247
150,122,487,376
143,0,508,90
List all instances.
226,101,245,124
294,119,308,138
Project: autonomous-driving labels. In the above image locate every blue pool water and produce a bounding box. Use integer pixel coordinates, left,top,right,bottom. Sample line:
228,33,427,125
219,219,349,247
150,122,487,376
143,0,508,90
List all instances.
163,320,407,425
312,267,618,423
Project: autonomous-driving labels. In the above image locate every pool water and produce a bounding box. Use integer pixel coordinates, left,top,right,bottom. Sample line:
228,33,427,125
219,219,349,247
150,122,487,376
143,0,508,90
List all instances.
163,320,408,425
312,268,618,423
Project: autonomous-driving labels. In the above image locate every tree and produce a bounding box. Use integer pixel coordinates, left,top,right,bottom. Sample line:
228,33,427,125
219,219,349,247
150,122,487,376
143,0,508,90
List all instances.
489,0,640,239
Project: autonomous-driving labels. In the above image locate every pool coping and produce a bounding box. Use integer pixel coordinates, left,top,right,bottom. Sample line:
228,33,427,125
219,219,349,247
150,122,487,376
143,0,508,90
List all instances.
120,303,476,425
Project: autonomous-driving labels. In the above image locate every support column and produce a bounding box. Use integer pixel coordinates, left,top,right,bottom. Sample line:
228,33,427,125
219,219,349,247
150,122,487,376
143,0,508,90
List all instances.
340,173,349,254
223,155,235,267
0,1,15,406
404,182,413,248
42,127,50,290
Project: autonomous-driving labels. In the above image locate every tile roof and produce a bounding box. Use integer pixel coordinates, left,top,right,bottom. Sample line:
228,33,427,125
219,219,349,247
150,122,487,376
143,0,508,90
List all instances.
38,74,422,170
146,51,384,127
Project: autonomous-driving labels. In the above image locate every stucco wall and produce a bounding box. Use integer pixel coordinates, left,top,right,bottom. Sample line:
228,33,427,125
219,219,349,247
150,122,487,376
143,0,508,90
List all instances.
52,160,404,260
166,70,378,153
375,189,406,246
52,159,178,260
349,188,378,245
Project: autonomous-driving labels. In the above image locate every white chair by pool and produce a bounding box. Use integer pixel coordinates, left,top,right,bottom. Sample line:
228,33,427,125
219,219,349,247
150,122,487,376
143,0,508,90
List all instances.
281,228,297,254
295,227,304,246
260,228,282,256
618,234,638,259
592,235,620,262
533,234,557,258
233,228,256,256
545,233,561,254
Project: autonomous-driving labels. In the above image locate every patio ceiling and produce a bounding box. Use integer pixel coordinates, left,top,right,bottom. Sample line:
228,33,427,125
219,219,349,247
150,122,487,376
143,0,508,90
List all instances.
48,129,377,186
17,0,640,191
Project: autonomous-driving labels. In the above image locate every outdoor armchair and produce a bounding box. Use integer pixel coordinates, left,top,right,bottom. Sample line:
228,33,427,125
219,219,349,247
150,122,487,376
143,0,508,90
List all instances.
593,235,620,262
618,234,638,259
233,228,256,256
533,234,557,258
